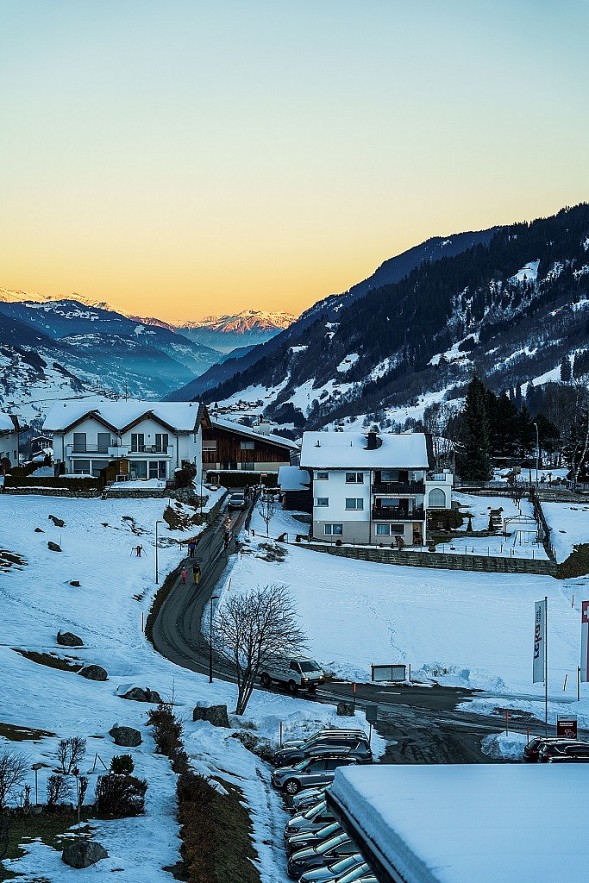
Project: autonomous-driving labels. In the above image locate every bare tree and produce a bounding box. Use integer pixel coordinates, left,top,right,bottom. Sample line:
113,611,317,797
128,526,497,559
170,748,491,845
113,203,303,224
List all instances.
0,750,28,811
56,737,86,774
257,492,277,537
213,584,306,715
46,774,71,809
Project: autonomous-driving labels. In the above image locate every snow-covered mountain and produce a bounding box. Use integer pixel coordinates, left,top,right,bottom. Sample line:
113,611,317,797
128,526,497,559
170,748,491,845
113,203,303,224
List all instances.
185,204,589,430
176,310,296,354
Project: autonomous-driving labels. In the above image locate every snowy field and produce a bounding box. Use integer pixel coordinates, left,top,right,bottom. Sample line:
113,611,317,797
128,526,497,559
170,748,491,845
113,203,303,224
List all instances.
226,507,589,728
542,501,589,563
0,494,374,881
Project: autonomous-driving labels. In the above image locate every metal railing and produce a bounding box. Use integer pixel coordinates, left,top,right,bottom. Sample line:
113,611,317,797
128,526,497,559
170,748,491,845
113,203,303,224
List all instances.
372,507,425,521
372,480,425,495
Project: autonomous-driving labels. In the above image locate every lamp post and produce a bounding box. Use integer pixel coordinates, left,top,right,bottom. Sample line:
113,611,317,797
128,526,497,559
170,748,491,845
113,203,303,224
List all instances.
155,520,163,584
31,762,42,806
533,422,540,487
209,594,219,683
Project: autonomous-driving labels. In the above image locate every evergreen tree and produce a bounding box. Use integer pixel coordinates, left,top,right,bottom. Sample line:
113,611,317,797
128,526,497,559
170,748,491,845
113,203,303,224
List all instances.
560,355,572,382
460,376,492,480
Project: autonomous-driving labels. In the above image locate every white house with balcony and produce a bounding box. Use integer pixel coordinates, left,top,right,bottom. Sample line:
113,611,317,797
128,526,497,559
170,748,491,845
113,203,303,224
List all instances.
43,400,209,483
300,429,453,546
0,413,22,469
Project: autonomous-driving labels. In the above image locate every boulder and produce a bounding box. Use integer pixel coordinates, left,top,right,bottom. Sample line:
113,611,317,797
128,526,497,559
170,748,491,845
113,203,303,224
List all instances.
121,687,162,704
34,527,44,533
62,840,108,868
47,541,62,552
57,631,84,648
69,580,81,587
192,704,230,728
109,725,142,747
49,515,65,528
336,701,355,716
79,664,108,681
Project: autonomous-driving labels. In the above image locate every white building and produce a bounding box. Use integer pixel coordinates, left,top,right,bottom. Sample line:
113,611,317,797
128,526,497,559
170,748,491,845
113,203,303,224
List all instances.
43,400,209,482
300,429,453,546
0,413,21,468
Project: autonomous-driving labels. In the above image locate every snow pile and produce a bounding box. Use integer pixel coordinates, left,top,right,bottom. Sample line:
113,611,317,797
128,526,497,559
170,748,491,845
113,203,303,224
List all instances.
542,502,589,562
481,730,528,760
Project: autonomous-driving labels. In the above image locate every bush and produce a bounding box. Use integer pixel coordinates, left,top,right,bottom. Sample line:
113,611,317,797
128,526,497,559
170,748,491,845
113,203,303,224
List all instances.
147,703,183,757
110,754,134,775
46,774,71,810
95,774,147,817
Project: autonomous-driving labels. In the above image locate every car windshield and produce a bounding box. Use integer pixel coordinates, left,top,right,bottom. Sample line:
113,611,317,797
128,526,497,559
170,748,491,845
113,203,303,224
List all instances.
300,661,321,672
303,801,326,819
327,854,362,873
336,865,370,883
316,833,348,854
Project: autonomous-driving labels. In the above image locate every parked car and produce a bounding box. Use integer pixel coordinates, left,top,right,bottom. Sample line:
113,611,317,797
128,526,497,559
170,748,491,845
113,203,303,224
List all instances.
284,800,336,839
298,853,367,883
227,491,246,510
281,728,366,752
332,867,375,883
288,832,357,879
523,736,578,762
539,741,589,761
260,656,325,692
289,787,328,814
286,821,342,855
275,732,371,767
547,755,589,763
272,755,359,795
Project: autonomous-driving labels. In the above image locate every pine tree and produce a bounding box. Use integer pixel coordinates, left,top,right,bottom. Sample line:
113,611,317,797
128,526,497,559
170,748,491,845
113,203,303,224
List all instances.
560,355,572,382
460,376,492,481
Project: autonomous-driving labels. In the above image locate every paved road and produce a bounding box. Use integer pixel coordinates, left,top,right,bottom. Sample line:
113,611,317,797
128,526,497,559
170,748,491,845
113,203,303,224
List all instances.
151,503,534,763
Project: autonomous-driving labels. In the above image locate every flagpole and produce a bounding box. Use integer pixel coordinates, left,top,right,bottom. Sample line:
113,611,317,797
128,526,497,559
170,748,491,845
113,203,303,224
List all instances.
544,595,548,738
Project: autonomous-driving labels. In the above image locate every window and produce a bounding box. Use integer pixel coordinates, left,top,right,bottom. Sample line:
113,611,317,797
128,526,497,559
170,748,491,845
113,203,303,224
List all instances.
346,472,364,483
148,460,166,479
242,461,254,470
202,440,217,451
345,498,364,510
73,432,86,452
129,460,147,479
315,497,329,507
376,524,390,536
324,524,343,536
97,432,110,453
381,497,401,508
381,470,398,482
73,459,90,474
240,440,255,450
390,524,404,534
429,488,447,508
314,471,328,480
131,433,145,452
155,433,168,452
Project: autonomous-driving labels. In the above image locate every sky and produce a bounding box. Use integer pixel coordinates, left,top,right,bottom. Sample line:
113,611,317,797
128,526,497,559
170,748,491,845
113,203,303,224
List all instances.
1,0,588,323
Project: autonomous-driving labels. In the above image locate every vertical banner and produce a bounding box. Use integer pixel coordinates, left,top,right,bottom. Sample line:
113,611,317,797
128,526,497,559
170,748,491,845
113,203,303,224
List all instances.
533,600,545,684
581,601,589,683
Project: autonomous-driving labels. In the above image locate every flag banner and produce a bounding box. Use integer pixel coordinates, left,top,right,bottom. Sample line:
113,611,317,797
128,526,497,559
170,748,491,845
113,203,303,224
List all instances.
581,601,589,683
533,600,545,684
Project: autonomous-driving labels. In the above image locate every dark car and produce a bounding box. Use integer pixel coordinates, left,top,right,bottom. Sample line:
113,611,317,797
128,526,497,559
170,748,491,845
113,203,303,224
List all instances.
287,832,357,879
539,741,589,761
272,755,359,795
275,734,372,767
523,736,578,762
286,821,342,855
547,755,589,763
284,799,336,839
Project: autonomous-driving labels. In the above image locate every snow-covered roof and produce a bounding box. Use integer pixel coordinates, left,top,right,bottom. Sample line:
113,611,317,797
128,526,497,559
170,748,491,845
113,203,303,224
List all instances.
0,413,17,432
210,415,299,450
278,466,311,492
300,431,429,469
330,764,589,883
43,399,204,433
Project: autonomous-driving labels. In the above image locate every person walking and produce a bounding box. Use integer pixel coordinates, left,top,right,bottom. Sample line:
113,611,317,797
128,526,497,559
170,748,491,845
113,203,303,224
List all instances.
181,567,187,585
188,540,196,558
193,562,201,586
135,544,144,557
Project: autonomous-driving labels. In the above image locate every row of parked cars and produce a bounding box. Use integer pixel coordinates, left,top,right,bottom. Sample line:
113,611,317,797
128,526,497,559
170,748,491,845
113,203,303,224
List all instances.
523,736,589,762
271,728,375,882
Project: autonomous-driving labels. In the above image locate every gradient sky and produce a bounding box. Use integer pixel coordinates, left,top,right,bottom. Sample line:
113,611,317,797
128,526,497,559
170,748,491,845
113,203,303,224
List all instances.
1,1,588,322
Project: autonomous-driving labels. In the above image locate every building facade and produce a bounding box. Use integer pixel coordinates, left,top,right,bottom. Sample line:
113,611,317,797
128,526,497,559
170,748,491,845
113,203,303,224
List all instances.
0,413,21,469
43,400,209,482
300,429,453,546
202,416,299,482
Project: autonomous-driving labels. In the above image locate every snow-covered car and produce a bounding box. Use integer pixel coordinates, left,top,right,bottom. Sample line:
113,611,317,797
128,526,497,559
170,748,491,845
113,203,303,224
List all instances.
284,799,336,839
298,853,367,883
287,832,357,879
272,755,359,795
286,821,342,855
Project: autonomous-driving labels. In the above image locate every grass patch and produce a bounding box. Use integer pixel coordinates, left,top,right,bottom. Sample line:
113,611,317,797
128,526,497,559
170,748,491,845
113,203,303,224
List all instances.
0,809,93,881
557,544,589,578
13,650,83,673
0,722,54,741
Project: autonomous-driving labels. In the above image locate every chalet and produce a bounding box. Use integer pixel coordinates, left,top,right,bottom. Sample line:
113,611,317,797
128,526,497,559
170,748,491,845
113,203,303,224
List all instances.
0,413,22,469
300,429,453,547
43,400,210,482
202,416,299,484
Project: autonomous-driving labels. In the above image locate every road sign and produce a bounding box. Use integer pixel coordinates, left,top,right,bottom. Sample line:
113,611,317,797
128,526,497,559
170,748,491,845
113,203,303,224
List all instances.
556,717,578,739
365,704,378,724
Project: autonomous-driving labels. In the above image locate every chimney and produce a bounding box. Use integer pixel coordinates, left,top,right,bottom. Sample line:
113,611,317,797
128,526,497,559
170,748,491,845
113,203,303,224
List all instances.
366,427,381,450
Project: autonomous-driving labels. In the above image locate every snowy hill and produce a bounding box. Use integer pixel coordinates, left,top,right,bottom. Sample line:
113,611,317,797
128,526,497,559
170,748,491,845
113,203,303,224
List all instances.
177,310,296,354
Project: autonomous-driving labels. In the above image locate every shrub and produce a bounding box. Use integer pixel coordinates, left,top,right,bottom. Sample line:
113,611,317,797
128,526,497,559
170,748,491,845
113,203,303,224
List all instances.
95,774,147,817
110,754,134,775
46,774,71,810
147,703,183,757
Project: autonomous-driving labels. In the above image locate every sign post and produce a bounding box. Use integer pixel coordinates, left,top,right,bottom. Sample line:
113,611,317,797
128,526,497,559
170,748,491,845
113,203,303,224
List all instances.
365,704,378,745
556,717,578,739
533,598,548,737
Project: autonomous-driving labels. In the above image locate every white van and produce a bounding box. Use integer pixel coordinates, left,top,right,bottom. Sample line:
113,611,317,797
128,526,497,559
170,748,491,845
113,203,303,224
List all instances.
260,657,324,692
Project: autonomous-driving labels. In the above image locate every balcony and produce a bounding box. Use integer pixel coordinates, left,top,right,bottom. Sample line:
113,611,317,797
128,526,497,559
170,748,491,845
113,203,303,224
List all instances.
372,506,425,521
129,445,172,456
67,444,172,458
372,480,425,495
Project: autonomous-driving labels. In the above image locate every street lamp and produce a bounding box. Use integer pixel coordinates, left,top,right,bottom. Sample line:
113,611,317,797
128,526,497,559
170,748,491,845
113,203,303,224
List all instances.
155,520,164,584
31,762,42,806
533,422,540,487
209,594,219,683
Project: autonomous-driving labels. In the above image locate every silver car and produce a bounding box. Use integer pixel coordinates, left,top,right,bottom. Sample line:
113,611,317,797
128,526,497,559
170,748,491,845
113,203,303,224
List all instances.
299,853,367,883
274,734,372,767
272,755,359,795
285,799,336,839
286,821,342,856
287,832,357,879
289,787,327,813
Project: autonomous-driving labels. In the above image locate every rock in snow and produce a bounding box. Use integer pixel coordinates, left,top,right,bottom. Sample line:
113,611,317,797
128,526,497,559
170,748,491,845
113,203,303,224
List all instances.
62,840,108,868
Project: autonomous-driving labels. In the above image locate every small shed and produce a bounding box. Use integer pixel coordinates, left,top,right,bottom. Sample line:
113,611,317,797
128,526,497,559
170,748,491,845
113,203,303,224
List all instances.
278,466,312,512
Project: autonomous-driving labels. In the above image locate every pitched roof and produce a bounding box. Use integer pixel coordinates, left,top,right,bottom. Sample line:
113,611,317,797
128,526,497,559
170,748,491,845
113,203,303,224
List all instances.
300,431,429,469
43,400,205,433
0,413,19,433
209,415,299,451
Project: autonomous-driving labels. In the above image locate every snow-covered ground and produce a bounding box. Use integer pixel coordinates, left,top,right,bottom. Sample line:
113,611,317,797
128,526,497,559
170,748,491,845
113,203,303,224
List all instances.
0,493,375,881
543,501,589,562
